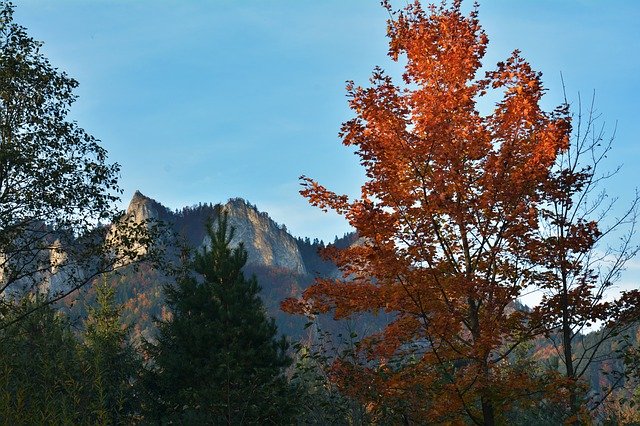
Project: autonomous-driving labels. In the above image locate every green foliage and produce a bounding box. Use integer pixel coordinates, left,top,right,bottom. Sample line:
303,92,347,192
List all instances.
0,0,157,327
0,296,88,424
142,213,298,423
0,279,144,424
290,326,371,425
83,277,141,424
0,1,120,230
0,0,120,292
501,342,571,425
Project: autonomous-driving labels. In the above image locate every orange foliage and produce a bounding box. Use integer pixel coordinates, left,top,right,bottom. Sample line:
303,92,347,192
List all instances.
283,1,574,423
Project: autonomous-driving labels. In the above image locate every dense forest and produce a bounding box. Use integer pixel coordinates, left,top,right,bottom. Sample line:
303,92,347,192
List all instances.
0,0,639,424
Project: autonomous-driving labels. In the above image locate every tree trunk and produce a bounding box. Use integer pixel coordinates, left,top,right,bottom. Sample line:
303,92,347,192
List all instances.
481,396,496,426
561,273,579,423
469,297,496,426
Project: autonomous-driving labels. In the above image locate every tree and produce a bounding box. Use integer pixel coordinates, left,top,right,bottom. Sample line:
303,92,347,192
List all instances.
0,296,88,423
532,92,640,420
283,1,575,423
83,276,141,424
143,212,297,424
0,289,143,424
0,1,153,326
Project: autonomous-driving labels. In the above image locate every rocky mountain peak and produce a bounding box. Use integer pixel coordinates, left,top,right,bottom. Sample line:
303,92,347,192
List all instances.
124,192,308,276
220,198,307,275
126,191,171,223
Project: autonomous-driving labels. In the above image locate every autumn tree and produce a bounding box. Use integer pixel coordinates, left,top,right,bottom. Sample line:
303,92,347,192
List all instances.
283,1,575,424
142,213,297,424
0,1,154,327
532,92,640,420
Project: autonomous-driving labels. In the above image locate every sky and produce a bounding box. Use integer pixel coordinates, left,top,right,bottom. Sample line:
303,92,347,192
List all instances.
13,0,640,251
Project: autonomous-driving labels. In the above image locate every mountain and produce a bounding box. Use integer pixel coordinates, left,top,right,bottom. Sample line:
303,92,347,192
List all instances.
70,191,355,341
65,191,640,403
128,191,308,276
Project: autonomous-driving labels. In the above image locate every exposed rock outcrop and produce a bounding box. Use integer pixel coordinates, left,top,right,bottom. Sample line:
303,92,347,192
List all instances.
220,198,307,275
126,191,172,223
125,192,308,276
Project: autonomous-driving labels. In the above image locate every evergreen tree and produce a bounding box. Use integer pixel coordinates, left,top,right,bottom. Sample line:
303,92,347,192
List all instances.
0,296,88,424
143,213,297,424
83,277,140,424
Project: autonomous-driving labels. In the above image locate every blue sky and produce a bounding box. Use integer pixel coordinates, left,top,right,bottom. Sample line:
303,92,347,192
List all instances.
14,0,640,247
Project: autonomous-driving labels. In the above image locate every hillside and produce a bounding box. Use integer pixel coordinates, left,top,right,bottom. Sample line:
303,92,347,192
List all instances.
69,191,359,341
63,191,638,411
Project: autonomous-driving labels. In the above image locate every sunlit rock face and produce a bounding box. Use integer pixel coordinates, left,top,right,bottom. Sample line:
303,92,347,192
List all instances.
119,191,173,259
216,198,307,276
126,191,172,223
80,192,356,339
125,192,307,276
43,239,73,295
0,232,81,298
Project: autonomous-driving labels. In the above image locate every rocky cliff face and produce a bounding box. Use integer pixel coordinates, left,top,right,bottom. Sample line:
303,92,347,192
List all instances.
220,198,307,275
125,192,308,276
126,191,172,223
0,229,87,298
65,191,357,339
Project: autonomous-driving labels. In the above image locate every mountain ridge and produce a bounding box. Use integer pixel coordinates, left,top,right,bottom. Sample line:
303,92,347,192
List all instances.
126,191,310,276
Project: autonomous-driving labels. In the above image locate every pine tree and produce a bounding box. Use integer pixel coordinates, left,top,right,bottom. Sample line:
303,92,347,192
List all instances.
143,213,297,424
83,277,140,424
0,296,87,423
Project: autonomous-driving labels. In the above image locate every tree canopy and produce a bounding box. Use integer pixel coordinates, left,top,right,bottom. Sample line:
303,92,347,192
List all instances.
283,1,640,423
0,0,154,325
143,213,297,423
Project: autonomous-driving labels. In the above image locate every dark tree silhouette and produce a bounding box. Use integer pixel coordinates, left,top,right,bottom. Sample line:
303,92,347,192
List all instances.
143,213,297,424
